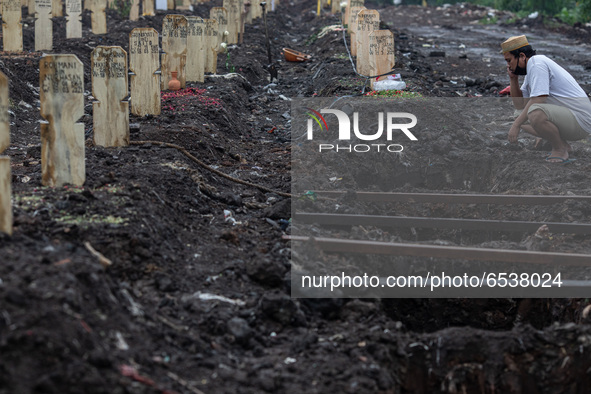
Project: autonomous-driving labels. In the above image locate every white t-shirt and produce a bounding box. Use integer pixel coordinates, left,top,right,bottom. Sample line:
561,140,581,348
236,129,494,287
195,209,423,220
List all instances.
521,55,591,133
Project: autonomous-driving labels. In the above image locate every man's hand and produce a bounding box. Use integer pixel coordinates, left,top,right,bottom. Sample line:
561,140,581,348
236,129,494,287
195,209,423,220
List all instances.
508,124,520,143
507,64,519,80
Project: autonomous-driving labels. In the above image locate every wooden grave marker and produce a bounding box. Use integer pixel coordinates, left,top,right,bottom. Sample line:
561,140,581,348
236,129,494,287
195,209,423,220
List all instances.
66,0,82,38
129,28,161,116
0,156,11,236
129,0,139,20
0,71,10,236
2,0,23,52
349,5,364,56
331,0,340,14
204,19,219,74
355,9,379,75
52,0,63,16
40,54,85,187
143,0,155,16
35,0,53,51
368,30,394,88
29,0,36,15
0,72,8,154
222,0,240,44
186,16,205,83
176,0,191,10
92,46,129,147
161,15,187,91
89,0,107,35
209,7,228,47
344,0,363,32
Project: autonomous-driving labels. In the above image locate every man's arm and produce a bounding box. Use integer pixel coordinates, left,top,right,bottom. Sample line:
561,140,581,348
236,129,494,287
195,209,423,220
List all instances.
508,95,547,143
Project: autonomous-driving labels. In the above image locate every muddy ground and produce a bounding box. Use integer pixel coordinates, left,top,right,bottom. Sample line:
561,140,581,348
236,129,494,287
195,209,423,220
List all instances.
2,0,591,393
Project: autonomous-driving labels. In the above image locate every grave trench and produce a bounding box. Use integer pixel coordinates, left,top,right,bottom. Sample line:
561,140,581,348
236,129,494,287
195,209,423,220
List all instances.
304,154,586,332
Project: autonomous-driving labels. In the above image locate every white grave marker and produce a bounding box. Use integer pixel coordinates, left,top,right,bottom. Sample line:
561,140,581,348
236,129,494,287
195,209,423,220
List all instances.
204,19,219,74
161,15,188,90
143,0,155,15
34,0,53,51
129,0,139,20
369,30,395,88
222,0,240,44
0,71,9,154
129,28,161,116
0,156,11,236
209,7,228,47
66,0,82,38
2,0,23,52
92,46,129,147
90,0,107,34
40,55,85,187
52,0,63,17
355,9,379,73
186,16,205,83
349,5,364,56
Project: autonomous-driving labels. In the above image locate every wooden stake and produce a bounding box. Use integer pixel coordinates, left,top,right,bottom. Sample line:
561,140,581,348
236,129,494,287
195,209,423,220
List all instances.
355,9,379,76
186,16,205,83
40,55,85,187
161,15,188,91
89,0,107,35
209,7,228,47
369,30,395,88
0,157,11,236
92,46,129,147
35,0,53,51
2,0,24,52
203,19,219,74
0,71,9,155
129,28,161,116
66,0,82,38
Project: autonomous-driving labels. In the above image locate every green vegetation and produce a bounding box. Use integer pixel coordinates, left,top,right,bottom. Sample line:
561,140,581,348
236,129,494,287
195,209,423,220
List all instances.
109,0,132,18
377,0,591,24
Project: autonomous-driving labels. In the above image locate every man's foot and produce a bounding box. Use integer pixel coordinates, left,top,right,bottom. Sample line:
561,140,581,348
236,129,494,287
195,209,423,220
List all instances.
545,156,576,164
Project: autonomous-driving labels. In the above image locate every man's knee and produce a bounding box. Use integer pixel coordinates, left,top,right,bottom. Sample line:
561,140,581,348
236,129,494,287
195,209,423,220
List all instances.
527,108,548,127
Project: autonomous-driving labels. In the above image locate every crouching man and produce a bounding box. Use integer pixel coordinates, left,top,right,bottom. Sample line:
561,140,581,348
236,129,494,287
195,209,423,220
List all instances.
501,35,591,163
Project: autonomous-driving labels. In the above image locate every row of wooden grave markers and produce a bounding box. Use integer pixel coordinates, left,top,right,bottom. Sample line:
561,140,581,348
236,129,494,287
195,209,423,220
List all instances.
0,2,279,235
339,4,394,87
0,72,10,236
3,0,259,53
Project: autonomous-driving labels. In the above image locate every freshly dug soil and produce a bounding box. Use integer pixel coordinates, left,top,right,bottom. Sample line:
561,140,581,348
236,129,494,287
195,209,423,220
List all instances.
2,0,591,393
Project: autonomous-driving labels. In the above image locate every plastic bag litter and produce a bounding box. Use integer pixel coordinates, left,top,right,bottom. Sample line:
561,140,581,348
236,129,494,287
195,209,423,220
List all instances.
373,74,406,91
